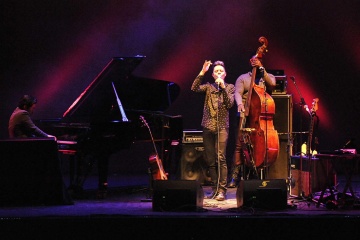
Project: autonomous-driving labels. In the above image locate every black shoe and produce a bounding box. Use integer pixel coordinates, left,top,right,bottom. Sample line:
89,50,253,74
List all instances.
228,164,241,188
228,178,238,188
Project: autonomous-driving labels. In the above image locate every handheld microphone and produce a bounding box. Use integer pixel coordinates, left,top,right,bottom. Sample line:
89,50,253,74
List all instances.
216,80,220,90
216,75,222,90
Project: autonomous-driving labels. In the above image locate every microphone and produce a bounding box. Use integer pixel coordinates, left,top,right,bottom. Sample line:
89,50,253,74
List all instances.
290,76,295,82
216,80,221,90
215,76,222,90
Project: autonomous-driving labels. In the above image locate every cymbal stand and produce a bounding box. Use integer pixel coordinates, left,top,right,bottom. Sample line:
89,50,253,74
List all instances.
306,108,321,204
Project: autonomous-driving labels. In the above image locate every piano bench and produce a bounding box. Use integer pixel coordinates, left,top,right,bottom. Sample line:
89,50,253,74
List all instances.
57,140,77,155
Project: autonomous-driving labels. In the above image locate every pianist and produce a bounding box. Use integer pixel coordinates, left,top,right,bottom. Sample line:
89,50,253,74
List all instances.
8,95,56,139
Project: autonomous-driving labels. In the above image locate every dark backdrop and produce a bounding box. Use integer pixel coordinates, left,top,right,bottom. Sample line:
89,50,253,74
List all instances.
1,1,360,172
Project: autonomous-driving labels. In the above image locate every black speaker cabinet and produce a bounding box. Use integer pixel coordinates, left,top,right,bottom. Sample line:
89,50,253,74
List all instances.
236,179,288,210
267,94,293,179
0,138,72,206
180,143,209,184
152,180,204,212
273,94,293,135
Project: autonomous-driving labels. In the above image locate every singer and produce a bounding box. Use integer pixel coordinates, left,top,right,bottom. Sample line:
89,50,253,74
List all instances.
228,55,276,188
191,60,235,201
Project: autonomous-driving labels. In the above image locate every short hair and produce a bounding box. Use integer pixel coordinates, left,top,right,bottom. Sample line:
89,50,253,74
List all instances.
18,95,37,109
213,60,225,70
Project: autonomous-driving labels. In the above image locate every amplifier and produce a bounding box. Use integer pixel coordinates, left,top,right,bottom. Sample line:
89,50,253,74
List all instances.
272,75,287,94
182,130,203,143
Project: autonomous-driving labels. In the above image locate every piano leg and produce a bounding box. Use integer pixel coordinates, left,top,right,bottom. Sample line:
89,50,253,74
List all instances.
63,149,109,199
69,154,87,187
64,152,97,198
94,151,111,199
58,151,86,198
68,155,76,187
66,154,83,197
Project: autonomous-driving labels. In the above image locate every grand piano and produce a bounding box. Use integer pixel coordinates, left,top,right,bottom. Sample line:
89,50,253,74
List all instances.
38,56,183,198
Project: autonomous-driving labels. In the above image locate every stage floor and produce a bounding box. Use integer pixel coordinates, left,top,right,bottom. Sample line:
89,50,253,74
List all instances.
1,173,360,239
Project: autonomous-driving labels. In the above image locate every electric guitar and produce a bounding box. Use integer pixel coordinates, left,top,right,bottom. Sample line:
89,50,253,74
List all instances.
139,115,168,180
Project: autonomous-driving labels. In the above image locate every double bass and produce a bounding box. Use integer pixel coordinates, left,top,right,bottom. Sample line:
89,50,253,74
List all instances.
240,36,279,171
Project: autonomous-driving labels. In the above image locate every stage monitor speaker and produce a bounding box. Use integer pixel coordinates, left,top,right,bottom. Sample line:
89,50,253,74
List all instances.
267,94,293,179
180,143,209,184
152,180,204,212
236,179,288,210
0,138,72,206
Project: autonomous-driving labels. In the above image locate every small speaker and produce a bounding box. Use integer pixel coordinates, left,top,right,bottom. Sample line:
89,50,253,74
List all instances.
152,180,204,212
180,143,209,184
236,179,288,210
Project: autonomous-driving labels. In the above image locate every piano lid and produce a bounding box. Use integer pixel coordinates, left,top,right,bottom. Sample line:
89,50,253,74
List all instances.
62,56,180,123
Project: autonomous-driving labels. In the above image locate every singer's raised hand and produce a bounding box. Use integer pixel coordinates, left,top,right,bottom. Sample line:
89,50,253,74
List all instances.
200,60,212,75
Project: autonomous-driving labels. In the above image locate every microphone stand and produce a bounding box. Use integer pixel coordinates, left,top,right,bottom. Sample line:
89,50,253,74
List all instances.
215,79,222,197
290,76,308,199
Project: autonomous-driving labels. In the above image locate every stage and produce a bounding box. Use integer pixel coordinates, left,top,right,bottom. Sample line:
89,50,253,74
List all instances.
1,173,360,239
